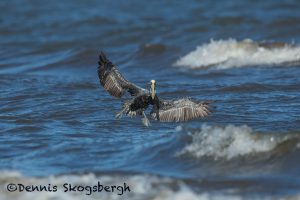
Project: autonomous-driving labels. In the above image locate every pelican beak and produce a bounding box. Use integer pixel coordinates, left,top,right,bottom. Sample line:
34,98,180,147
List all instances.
150,80,155,100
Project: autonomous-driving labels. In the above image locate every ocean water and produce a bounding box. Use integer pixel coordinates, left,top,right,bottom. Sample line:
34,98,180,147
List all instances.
1,0,300,199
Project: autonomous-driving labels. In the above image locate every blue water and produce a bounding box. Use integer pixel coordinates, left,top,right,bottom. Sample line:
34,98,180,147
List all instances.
1,1,300,199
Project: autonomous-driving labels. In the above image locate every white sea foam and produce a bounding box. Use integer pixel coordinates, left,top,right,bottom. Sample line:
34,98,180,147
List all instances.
0,171,282,200
174,39,300,69
178,124,289,160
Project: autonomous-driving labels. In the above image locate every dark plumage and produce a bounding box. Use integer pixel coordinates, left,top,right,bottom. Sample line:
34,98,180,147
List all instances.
97,51,212,125
98,52,147,98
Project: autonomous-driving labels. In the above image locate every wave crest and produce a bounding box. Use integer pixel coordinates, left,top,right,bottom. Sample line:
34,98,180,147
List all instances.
0,171,248,200
178,124,299,160
174,39,300,69
1,170,298,200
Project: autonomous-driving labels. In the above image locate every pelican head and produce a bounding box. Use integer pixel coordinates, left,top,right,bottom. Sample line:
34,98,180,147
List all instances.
150,80,156,99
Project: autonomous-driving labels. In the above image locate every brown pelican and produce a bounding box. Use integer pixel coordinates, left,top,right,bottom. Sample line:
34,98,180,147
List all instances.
97,52,211,126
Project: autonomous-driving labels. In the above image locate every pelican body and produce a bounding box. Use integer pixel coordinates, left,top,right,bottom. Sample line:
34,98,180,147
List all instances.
97,51,211,126
130,94,159,115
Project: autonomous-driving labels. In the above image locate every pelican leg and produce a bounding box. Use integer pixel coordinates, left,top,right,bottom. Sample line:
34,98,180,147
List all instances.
141,111,151,127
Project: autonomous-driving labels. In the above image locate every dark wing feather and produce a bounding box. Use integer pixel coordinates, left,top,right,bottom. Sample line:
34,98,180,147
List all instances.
151,98,211,122
98,52,147,98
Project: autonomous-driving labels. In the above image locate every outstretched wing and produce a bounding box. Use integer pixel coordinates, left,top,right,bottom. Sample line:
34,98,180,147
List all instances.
151,98,211,122
97,52,147,98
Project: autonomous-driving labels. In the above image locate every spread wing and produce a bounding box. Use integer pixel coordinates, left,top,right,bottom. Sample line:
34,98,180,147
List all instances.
151,98,211,122
97,52,147,98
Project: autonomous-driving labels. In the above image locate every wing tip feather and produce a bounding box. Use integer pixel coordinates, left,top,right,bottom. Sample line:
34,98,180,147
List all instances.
99,51,108,65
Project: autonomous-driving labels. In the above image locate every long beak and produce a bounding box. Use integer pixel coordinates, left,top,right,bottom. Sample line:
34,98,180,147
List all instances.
151,83,155,99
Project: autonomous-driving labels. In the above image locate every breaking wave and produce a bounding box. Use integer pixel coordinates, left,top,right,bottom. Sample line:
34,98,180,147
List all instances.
0,171,294,200
177,124,300,160
174,39,300,69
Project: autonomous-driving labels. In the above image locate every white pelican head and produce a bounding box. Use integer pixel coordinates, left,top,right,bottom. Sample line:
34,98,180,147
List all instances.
150,80,156,99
